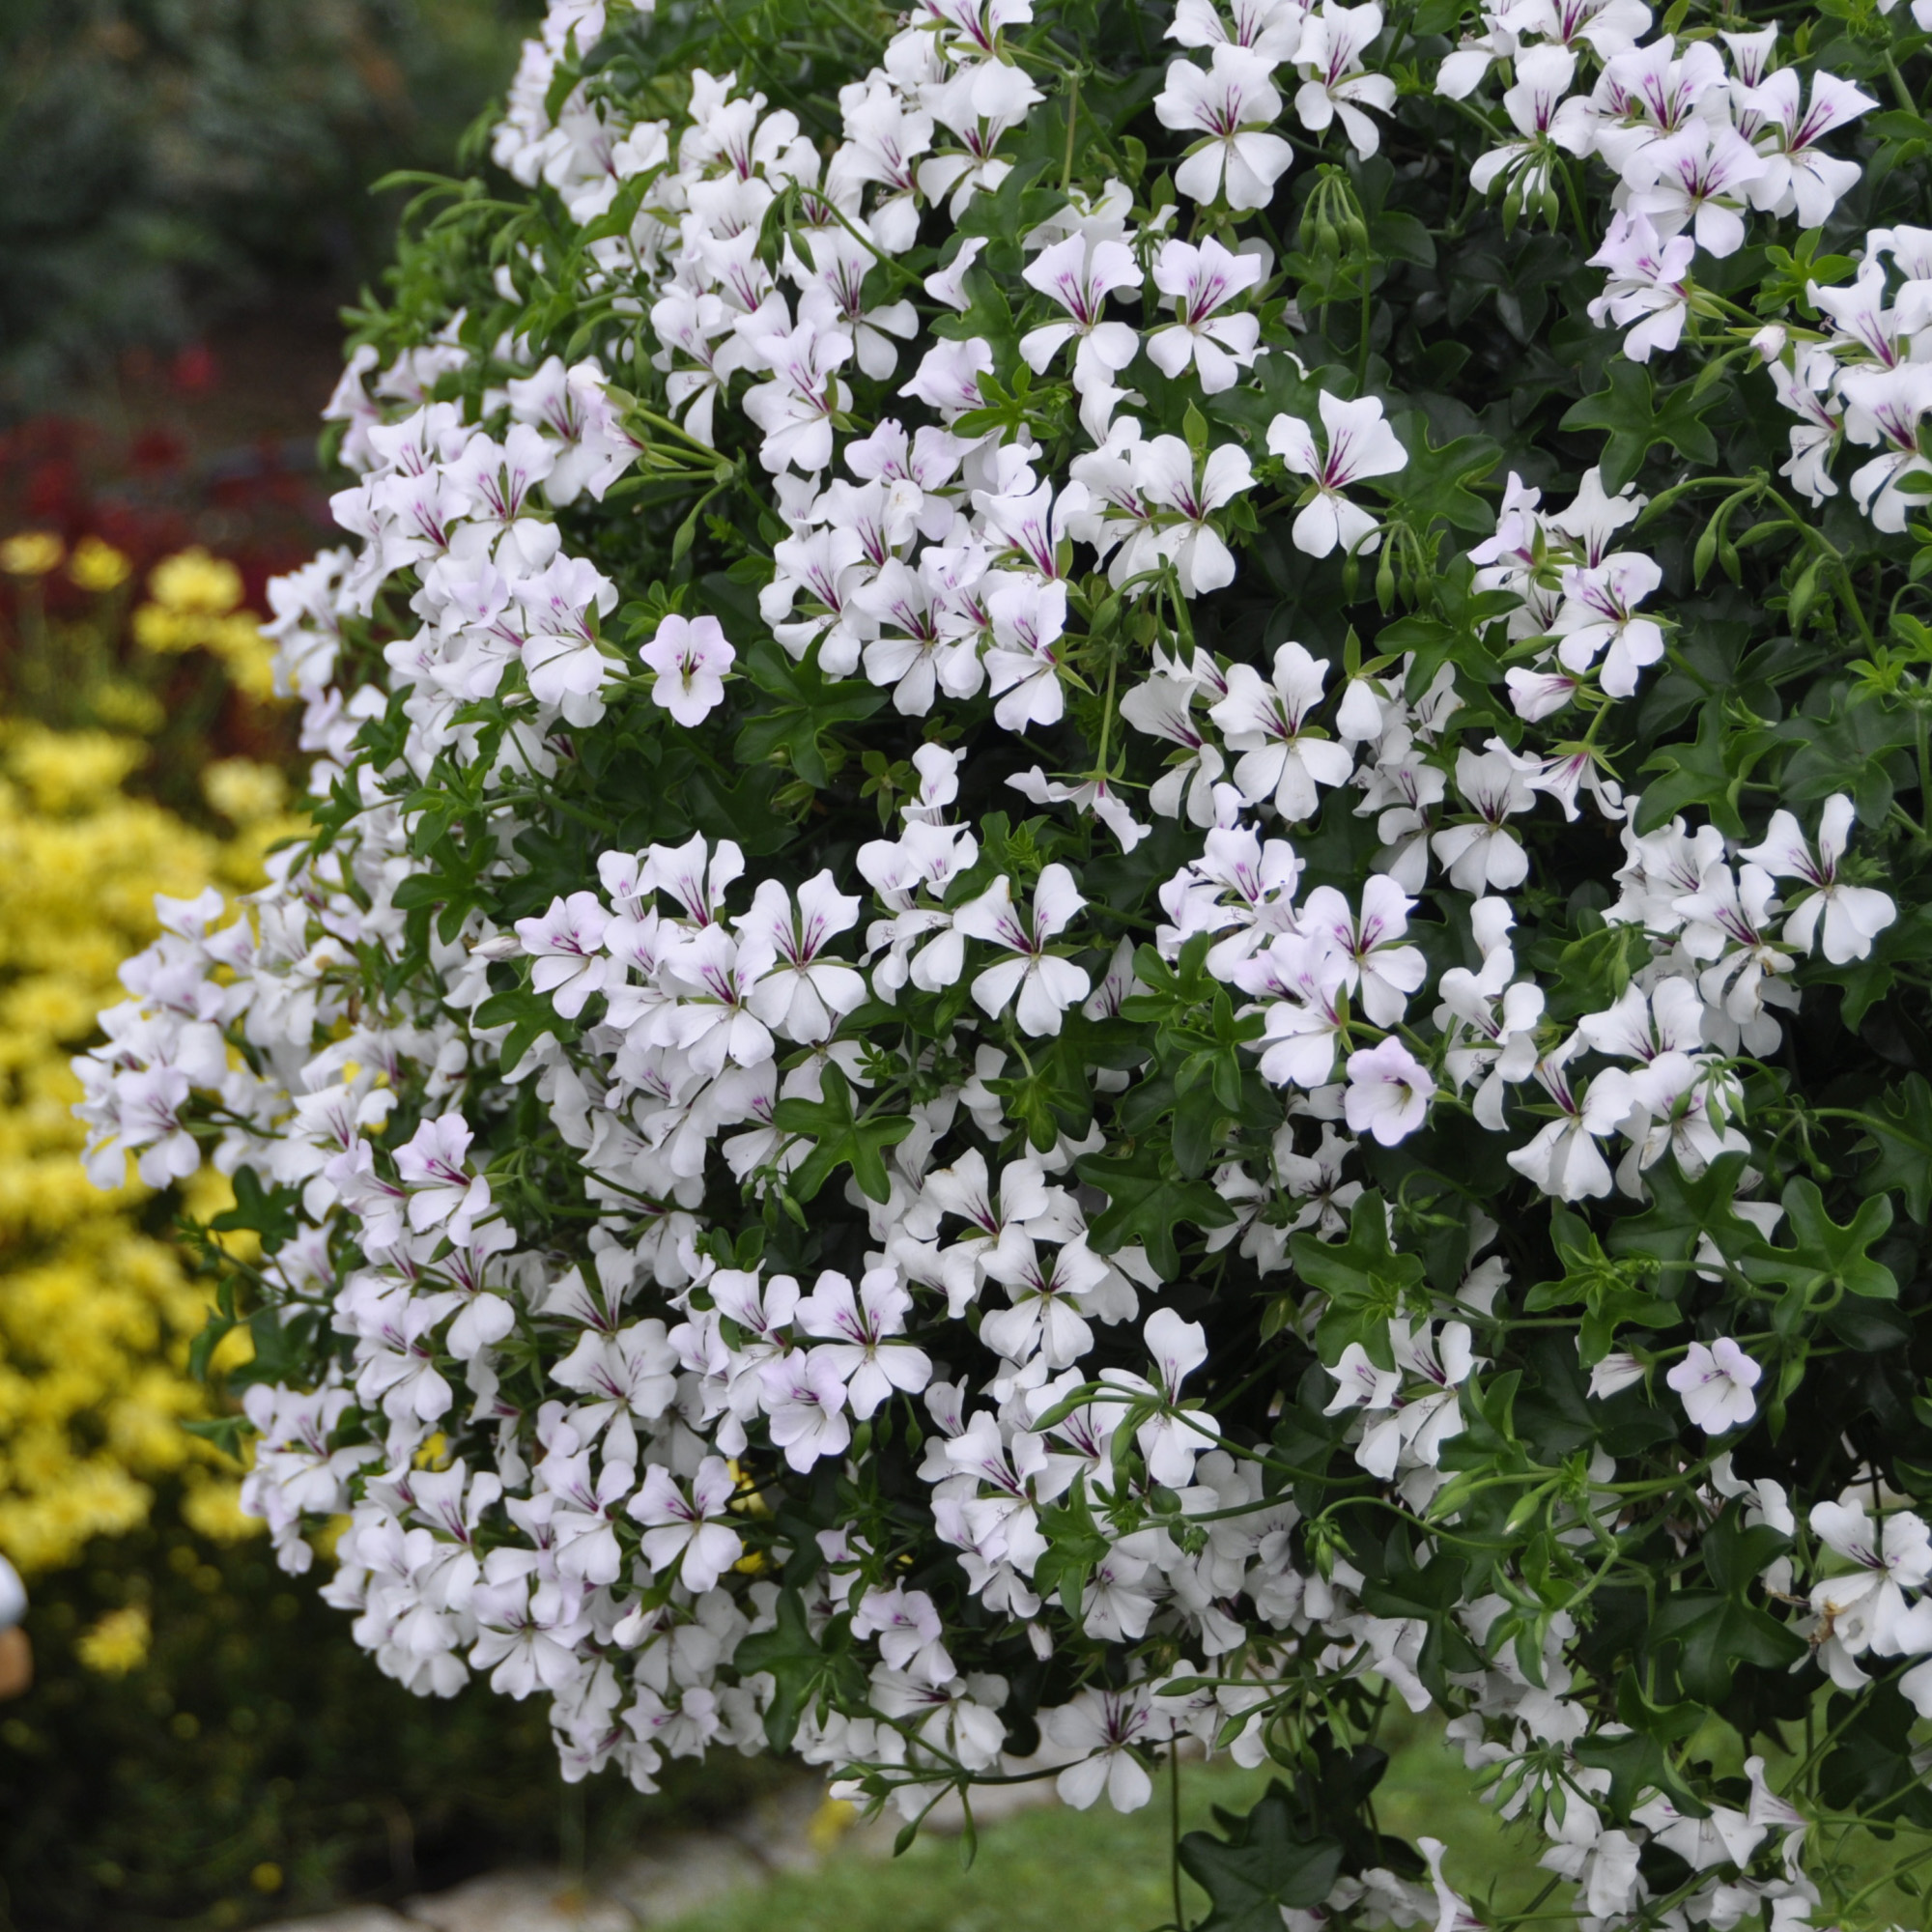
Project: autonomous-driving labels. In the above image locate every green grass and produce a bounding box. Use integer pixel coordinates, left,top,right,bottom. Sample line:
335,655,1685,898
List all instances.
659,1719,1547,1932
656,1711,1928,1932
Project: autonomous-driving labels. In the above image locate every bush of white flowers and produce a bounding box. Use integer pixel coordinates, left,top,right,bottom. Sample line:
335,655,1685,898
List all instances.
74,0,1932,1921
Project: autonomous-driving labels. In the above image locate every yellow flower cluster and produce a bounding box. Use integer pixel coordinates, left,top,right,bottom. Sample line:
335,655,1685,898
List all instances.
130,545,278,700
0,696,298,1603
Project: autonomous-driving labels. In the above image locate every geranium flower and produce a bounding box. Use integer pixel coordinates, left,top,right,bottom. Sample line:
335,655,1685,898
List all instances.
1267,392,1407,557
641,612,736,725
954,865,1092,1036
1666,1337,1762,1435
1154,44,1294,211
1343,1037,1435,1145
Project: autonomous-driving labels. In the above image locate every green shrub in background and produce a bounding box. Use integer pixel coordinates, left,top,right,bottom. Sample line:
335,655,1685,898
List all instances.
0,1487,772,1931
0,0,536,408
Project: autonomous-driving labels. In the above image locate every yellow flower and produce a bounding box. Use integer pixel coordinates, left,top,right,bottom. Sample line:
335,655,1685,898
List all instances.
202,758,288,826
146,548,243,617
0,532,64,578
68,536,133,594
75,1605,151,1677
204,617,276,701
87,680,166,737
808,1797,858,1854
181,1474,260,1545
0,731,283,1573
2,726,145,816
131,604,201,655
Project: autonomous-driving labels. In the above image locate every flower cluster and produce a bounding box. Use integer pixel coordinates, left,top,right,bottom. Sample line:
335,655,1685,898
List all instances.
0,539,290,1577
78,0,1932,1925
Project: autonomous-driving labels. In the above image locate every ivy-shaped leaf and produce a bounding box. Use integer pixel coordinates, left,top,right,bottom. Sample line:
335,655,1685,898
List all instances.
773,1065,913,1204
1179,1782,1345,1931
1742,1179,1897,1301
1559,361,1721,495
1855,1071,1932,1223
1292,1191,1428,1367
1078,1141,1237,1278
734,638,887,789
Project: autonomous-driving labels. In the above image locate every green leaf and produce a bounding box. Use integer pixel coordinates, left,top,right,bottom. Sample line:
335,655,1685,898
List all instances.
1634,700,1776,839
1855,1072,1932,1223
735,638,886,789
1606,1152,1754,1278
1077,1142,1236,1278
1778,688,1918,827
1819,1690,1932,1828
1034,1477,1113,1616
733,1588,848,1752
180,1414,250,1460
1383,414,1500,534
1559,362,1721,496
211,1165,300,1256
1743,1178,1897,1301
1576,1672,1706,1813
473,984,573,1075
1647,1590,1806,1704
1525,1207,1677,1365
186,1310,240,1387
1292,1192,1425,1367
1703,1500,1791,1600
772,1065,913,1204
1178,1782,1345,1930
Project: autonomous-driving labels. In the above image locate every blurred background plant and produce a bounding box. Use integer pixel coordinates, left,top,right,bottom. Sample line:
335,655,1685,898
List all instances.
0,0,541,418
0,6,784,1921
0,523,762,1930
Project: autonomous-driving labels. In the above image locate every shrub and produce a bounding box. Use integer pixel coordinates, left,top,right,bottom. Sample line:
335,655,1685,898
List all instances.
83,0,1932,1926
0,533,754,1930
0,529,300,1577
0,0,533,405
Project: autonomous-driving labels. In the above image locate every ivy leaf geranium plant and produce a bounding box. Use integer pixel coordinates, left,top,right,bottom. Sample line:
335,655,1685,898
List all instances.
75,0,1932,1922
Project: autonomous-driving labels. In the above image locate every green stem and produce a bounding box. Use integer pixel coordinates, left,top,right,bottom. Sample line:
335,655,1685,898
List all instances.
1061,70,1081,194
1169,1740,1184,1932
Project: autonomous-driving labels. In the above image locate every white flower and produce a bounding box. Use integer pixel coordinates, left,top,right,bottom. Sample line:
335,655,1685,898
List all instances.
628,1458,744,1591
1136,435,1255,595
395,1113,492,1242
1808,1496,1932,1667
953,865,1092,1036
1505,1042,1633,1202
1154,44,1294,211
741,318,854,476
1343,1037,1435,1146
1625,122,1767,259
794,1265,934,1418
1665,1338,1762,1435
517,892,611,1019
739,872,867,1041
1741,795,1897,964
641,613,735,725
1147,238,1264,393
1018,234,1143,393
1551,554,1665,698
1208,640,1352,822
1588,213,1696,362
1324,1342,1400,1414
1267,392,1406,557
758,1350,854,1471
1296,874,1427,1026
1293,3,1396,156
1046,1687,1158,1811
1745,70,1876,228
1134,1307,1218,1486
1431,748,1534,895
984,578,1070,730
